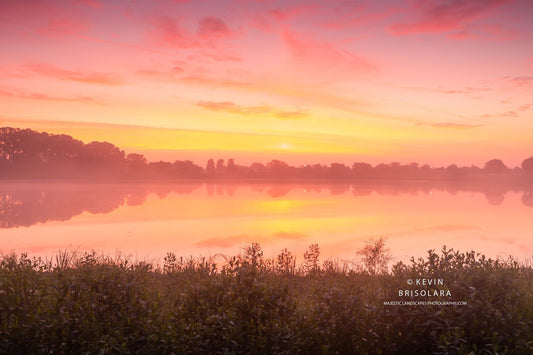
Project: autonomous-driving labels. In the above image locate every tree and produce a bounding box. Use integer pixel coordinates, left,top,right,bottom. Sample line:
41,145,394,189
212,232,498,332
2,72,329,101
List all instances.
127,153,147,165
522,157,533,175
227,158,236,173
483,159,507,174
357,237,391,275
216,159,225,172
205,159,215,175
303,244,320,274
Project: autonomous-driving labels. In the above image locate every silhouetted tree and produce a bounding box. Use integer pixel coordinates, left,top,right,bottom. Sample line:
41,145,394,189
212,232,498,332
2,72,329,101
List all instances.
522,157,533,175
206,159,215,176
216,159,225,173
303,244,320,274
227,158,236,175
267,160,290,177
522,190,533,207
330,163,351,178
484,159,507,174
352,162,373,177
357,237,391,275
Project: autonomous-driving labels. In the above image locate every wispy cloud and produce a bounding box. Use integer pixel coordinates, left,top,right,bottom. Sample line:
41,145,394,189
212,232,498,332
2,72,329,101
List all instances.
149,16,198,48
480,111,518,119
390,0,516,36
25,63,123,85
0,87,102,104
149,15,236,48
274,110,308,119
418,121,484,129
283,30,379,77
197,101,272,115
198,17,231,38
197,100,309,119
504,76,533,87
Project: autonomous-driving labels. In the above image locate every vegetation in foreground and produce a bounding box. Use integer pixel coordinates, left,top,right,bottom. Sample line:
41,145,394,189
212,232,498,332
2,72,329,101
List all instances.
1,240,532,354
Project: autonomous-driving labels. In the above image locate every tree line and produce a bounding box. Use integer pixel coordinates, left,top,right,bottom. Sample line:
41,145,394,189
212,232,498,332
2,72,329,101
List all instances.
1,127,533,180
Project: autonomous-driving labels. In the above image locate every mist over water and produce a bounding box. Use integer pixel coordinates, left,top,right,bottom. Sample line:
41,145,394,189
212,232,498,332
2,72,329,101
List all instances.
1,180,532,262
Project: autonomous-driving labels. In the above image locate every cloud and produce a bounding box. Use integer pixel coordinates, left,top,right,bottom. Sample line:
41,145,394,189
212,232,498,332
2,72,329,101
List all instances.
272,231,307,239
194,234,249,248
150,16,198,48
419,121,484,129
0,87,102,104
136,65,184,82
505,76,533,87
446,23,517,41
197,101,272,115
197,101,309,119
283,30,379,77
390,0,515,36
274,110,308,119
481,111,518,118
25,63,123,85
198,17,230,38
76,0,103,8
182,75,252,88
250,4,317,32
150,15,235,49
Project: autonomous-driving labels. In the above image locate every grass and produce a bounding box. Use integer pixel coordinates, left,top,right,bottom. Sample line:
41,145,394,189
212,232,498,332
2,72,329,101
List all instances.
0,242,532,354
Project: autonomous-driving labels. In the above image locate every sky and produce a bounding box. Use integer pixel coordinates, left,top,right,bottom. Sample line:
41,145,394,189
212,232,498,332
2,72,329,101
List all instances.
1,0,532,167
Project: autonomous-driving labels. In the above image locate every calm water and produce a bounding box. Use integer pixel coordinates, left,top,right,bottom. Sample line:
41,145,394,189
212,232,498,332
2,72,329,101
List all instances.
1,181,532,262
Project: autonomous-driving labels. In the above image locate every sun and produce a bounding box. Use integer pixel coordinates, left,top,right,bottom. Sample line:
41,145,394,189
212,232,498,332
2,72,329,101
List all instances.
279,143,291,150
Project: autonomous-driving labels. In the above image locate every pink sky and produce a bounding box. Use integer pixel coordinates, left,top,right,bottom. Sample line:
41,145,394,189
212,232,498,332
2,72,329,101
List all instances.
1,0,532,167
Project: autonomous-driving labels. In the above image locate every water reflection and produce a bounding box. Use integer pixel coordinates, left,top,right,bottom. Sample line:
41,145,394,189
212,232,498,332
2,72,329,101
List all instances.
0,180,532,229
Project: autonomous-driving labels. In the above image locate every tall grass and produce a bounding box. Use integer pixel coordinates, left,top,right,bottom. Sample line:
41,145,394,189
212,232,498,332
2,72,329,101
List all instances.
1,242,532,354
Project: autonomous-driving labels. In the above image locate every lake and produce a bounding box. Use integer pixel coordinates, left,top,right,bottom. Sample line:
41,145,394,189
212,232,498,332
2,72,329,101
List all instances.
1,180,532,263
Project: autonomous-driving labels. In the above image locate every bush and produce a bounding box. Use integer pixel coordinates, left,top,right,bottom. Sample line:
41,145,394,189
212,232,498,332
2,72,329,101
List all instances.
0,245,531,354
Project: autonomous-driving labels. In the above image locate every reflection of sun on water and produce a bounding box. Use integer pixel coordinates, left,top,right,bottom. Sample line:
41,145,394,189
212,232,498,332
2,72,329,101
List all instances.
259,200,301,213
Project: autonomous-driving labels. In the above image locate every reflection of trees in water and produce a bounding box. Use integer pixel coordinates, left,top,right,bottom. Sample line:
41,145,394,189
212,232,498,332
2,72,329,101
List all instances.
1,181,532,229
0,184,202,229
522,190,533,207
0,185,134,228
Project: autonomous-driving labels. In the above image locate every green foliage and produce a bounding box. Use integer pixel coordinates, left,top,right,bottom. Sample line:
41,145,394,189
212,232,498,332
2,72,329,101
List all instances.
0,244,532,354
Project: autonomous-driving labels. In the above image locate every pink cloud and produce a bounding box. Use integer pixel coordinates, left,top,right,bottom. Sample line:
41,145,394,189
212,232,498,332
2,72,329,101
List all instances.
0,87,102,104
198,17,230,38
423,122,484,129
182,76,252,88
76,0,103,8
481,110,518,118
447,23,517,40
390,0,516,36
25,63,123,85
1,0,92,38
150,16,198,48
274,110,308,119
149,15,237,50
250,3,317,32
505,76,533,87
197,100,309,119
283,30,379,76
197,101,272,115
